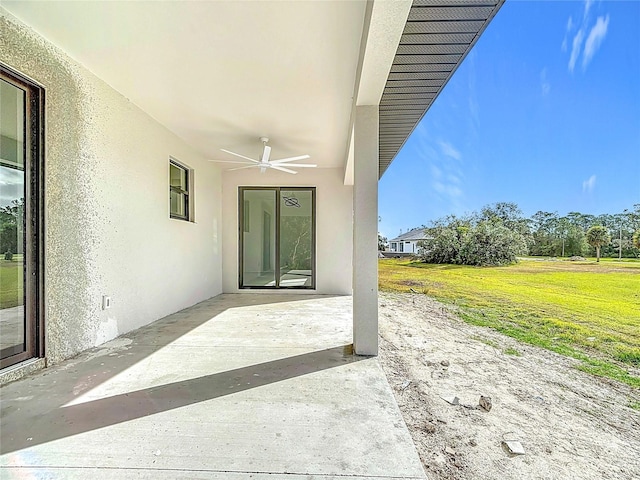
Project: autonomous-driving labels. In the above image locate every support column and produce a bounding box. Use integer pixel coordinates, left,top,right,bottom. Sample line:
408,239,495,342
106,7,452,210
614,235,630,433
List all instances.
353,105,379,356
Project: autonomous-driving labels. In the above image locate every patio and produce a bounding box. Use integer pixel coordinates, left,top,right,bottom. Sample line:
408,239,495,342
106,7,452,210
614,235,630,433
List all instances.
0,294,426,479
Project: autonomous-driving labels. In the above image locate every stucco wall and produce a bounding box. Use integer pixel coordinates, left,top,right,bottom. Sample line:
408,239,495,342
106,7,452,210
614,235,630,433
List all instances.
0,11,223,365
222,168,353,294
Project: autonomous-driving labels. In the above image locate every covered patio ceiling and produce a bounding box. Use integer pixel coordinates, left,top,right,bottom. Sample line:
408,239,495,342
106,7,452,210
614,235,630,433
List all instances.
2,0,503,177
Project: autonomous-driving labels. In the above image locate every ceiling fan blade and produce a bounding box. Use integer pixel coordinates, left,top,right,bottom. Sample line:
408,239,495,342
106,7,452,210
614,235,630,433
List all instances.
270,165,298,175
228,164,259,171
261,145,272,163
281,164,317,168
221,149,259,163
209,160,255,164
270,155,310,164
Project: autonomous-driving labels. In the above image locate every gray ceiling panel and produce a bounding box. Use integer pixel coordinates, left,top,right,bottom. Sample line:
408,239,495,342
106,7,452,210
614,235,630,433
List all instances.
392,54,462,64
399,32,477,44
380,125,414,130
396,44,469,55
383,86,441,94
381,94,435,102
387,71,451,81
402,20,486,35
412,0,499,6
378,0,504,178
408,6,497,22
384,79,448,88
390,63,455,73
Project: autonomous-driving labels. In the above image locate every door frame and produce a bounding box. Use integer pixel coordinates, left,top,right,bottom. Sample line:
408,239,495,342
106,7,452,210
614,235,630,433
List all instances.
0,64,45,369
238,186,316,289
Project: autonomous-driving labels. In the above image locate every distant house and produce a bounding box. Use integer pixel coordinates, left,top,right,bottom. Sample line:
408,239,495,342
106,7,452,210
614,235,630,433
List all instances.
388,228,429,255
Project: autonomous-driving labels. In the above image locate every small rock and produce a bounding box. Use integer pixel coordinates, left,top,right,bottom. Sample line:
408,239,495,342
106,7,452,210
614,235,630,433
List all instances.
153,450,161,456
441,395,459,405
400,379,412,391
479,395,492,412
502,440,525,455
444,446,456,456
469,439,478,447
440,360,450,367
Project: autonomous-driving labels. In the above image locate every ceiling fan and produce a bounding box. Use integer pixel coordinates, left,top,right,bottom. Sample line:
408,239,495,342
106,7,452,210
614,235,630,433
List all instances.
211,137,316,174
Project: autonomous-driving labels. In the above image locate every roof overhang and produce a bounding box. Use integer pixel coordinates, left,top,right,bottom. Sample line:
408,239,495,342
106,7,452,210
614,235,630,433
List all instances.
378,0,505,177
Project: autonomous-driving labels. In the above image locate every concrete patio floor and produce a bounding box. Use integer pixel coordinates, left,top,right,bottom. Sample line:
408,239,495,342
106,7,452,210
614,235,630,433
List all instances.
0,294,426,479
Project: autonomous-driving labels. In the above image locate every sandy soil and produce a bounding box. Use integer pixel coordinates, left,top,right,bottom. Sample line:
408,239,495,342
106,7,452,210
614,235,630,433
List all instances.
378,292,640,480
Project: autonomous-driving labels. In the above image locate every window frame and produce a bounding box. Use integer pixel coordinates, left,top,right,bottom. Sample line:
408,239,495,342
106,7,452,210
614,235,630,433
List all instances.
169,158,191,221
0,63,45,370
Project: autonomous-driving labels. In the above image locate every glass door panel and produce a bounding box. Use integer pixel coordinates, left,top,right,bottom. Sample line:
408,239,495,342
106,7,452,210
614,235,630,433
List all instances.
0,78,26,361
239,187,315,289
241,189,276,287
279,190,313,287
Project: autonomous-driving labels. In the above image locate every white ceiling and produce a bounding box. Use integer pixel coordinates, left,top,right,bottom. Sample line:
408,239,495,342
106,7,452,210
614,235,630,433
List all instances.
2,1,369,168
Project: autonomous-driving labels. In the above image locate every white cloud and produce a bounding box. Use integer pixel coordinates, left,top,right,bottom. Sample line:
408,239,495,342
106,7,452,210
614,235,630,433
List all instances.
582,15,610,69
568,28,584,72
430,164,442,179
447,174,461,185
433,182,462,198
582,174,596,193
438,141,461,161
584,0,594,20
540,68,550,95
561,16,573,52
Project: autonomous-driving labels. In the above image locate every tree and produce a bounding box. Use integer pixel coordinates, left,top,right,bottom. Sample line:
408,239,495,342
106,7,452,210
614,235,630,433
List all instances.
0,198,23,255
586,225,610,262
419,204,528,266
633,230,640,249
458,221,527,266
562,223,588,257
419,224,465,264
378,233,388,251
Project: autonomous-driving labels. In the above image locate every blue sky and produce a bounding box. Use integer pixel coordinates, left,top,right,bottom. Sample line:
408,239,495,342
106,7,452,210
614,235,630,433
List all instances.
379,0,640,240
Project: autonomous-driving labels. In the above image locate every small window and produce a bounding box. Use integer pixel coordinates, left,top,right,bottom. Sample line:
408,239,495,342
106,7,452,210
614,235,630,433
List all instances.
169,159,190,220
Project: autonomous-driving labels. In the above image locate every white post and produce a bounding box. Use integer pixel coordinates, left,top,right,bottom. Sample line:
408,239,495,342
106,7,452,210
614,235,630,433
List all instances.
353,105,379,356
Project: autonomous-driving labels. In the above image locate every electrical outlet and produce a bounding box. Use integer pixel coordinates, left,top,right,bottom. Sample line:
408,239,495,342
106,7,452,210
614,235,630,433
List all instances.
102,295,111,310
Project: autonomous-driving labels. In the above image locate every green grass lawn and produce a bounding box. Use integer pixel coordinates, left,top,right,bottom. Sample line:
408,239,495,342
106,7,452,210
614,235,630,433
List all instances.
379,257,640,388
0,257,23,309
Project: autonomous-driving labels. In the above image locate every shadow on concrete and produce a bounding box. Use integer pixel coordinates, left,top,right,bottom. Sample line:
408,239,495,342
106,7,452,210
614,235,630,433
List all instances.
1,294,349,453
1,344,359,454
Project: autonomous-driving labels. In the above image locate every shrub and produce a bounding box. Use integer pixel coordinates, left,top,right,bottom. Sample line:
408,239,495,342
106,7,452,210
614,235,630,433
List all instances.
420,218,528,266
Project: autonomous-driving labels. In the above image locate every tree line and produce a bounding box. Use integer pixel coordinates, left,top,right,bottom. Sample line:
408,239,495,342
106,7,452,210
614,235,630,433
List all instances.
0,198,23,259
412,202,640,266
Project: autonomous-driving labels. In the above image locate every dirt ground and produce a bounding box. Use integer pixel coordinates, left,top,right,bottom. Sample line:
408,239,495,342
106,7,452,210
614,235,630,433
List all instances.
378,292,640,480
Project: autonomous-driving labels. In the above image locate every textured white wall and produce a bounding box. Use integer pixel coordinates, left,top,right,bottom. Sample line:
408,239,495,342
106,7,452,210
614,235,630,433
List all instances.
222,168,352,295
1,11,222,364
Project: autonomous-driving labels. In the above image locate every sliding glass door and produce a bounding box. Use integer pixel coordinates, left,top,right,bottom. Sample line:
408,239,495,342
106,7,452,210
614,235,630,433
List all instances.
0,65,44,369
239,187,315,289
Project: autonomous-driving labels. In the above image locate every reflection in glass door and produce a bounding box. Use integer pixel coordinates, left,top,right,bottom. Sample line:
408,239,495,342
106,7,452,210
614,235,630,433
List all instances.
239,187,315,289
241,189,276,287
279,189,313,287
0,65,43,369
